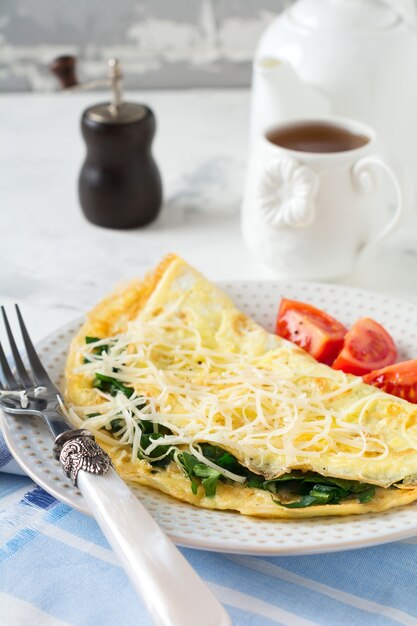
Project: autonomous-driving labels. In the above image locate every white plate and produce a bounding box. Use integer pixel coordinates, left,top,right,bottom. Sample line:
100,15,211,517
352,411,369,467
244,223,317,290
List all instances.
3,280,417,556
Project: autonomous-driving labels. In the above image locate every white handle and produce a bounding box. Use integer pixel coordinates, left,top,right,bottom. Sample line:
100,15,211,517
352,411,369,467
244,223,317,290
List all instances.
352,155,403,253
77,468,231,626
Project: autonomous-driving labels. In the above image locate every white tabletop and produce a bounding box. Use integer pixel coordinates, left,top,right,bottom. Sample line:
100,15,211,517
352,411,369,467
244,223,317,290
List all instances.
2,89,417,342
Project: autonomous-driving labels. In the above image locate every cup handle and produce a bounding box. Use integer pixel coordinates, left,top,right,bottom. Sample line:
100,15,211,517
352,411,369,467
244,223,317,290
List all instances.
352,155,403,254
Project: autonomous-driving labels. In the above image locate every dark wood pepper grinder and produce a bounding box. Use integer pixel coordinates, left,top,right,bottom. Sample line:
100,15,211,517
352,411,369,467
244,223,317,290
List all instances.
51,57,162,229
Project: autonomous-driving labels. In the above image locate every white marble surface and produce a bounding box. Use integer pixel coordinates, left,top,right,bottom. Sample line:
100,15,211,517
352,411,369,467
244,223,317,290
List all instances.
2,89,417,343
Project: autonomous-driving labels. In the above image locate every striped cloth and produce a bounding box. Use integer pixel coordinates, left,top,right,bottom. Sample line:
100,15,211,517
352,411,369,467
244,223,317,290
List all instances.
1,434,417,626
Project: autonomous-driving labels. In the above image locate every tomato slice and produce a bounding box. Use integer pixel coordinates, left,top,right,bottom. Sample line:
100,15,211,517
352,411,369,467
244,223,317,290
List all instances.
332,317,397,376
363,360,417,403
275,299,348,364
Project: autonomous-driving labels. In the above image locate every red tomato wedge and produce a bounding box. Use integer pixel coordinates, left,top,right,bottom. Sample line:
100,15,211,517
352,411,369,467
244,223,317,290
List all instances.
363,360,417,403
275,299,348,365
332,317,397,376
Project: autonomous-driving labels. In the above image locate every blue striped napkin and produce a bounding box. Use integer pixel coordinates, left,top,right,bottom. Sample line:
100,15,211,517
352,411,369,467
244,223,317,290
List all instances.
1,429,417,626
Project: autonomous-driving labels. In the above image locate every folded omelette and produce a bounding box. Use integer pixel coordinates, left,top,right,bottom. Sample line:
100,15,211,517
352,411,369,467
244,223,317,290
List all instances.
65,255,417,518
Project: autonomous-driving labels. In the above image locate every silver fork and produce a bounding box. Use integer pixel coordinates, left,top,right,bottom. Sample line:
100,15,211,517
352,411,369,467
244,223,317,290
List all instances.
0,305,231,626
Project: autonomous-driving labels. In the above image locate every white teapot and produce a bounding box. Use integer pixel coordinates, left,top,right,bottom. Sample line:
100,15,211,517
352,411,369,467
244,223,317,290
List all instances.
251,0,417,209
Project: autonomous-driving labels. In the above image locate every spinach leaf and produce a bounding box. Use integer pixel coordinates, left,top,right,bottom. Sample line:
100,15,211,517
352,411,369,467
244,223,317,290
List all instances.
358,486,375,503
178,454,221,498
247,472,307,492
176,445,377,505
84,337,110,363
178,452,200,494
178,451,198,473
93,373,135,398
273,475,375,508
309,484,348,504
246,475,267,489
243,466,377,507
87,367,176,466
297,474,354,490
110,418,124,432
86,411,125,433
193,464,221,497
199,444,246,476
140,418,162,436
278,495,320,508
178,446,248,497
85,336,109,352
349,482,376,494
139,432,173,461
85,336,100,344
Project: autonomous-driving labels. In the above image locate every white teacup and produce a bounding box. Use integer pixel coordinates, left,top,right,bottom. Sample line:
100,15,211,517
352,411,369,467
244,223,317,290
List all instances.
242,117,403,280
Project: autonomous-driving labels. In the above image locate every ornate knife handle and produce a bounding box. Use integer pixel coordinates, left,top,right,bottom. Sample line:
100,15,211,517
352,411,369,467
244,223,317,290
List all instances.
53,429,112,486
52,429,230,626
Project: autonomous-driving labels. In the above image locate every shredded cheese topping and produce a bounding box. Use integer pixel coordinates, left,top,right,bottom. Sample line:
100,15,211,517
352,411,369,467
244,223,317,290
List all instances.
67,306,398,481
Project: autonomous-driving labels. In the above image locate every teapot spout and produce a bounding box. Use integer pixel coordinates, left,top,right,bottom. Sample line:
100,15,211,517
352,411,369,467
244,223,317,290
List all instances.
250,57,331,143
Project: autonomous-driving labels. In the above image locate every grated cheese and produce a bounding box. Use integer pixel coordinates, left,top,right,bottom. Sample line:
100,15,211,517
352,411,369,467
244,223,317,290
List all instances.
70,310,399,482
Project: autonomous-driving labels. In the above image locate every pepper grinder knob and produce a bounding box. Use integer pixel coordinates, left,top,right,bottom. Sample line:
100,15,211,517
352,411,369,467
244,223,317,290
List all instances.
49,55,78,88
108,58,123,110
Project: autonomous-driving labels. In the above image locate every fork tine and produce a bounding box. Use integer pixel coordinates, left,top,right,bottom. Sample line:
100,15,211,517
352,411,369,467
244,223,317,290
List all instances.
0,339,19,390
1,306,33,389
15,304,54,388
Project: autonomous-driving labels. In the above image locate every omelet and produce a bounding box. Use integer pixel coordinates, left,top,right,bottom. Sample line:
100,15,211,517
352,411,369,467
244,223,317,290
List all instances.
65,254,417,518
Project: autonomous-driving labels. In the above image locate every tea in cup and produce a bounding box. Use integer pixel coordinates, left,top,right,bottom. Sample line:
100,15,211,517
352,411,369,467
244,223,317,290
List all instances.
242,117,403,279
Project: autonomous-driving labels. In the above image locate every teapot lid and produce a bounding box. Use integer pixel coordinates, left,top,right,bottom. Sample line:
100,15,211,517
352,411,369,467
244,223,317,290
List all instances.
289,0,400,31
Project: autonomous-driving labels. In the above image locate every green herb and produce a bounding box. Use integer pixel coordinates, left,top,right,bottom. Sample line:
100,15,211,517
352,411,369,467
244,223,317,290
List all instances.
85,336,100,344
84,337,110,363
86,411,124,433
85,336,109,352
358,486,375,503
178,451,198,474
235,466,377,508
246,476,266,489
139,419,156,435
177,446,248,497
193,464,221,497
178,452,200,494
199,443,246,475
175,445,377,504
93,373,134,398
176,449,224,497
278,495,319,509
272,474,376,508
84,401,378,506
247,472,302,492
138,432,174,466
309,484,347,504
88,362,177,467
110,418,124,432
